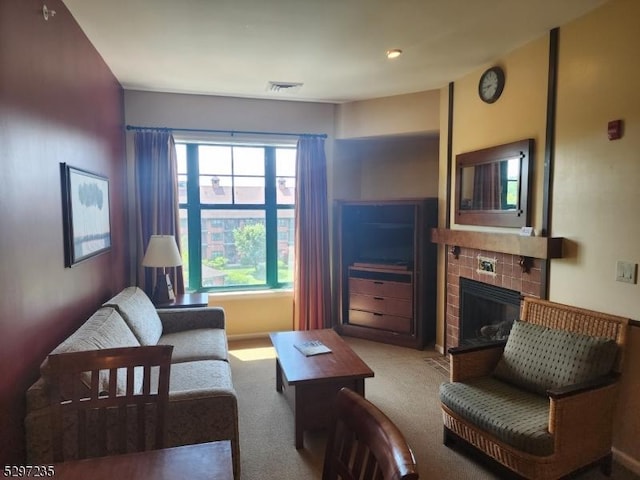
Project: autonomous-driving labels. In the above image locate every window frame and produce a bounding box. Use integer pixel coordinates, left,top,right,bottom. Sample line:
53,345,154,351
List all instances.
178,141,295,292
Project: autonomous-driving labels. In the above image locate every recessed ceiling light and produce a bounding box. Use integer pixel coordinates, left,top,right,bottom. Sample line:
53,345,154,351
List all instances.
386,49,403,59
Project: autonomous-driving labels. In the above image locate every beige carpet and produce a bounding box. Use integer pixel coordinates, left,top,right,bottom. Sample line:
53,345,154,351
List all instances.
228,335,638,480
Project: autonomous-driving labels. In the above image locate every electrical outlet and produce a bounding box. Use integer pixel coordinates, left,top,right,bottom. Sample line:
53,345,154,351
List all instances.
615,261,637,284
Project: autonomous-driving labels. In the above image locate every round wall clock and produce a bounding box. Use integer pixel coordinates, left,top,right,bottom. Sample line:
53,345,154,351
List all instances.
478,66,505,104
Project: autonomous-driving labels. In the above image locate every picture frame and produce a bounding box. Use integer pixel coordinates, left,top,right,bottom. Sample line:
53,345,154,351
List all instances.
60,163,112,266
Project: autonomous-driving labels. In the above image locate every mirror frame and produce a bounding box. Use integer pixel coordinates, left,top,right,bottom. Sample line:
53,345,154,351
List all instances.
454,139,533,228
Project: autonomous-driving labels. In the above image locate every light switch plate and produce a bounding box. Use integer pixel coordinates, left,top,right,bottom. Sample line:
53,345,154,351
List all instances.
616,261,637,284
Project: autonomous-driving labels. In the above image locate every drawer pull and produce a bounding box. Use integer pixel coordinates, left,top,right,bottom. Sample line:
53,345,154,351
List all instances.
373,281,384,285
373,296,384,301
373,313,383,316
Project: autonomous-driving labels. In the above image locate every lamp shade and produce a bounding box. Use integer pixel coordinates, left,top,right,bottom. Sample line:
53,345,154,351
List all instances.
142,235,182,268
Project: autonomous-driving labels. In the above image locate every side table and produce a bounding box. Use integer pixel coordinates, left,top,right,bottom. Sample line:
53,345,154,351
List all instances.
155,293,209,309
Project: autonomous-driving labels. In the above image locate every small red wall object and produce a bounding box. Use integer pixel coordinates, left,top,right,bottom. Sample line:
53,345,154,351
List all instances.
608,119,623,140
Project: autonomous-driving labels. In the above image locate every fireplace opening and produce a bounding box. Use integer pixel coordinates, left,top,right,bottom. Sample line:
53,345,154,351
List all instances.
459,278,521,346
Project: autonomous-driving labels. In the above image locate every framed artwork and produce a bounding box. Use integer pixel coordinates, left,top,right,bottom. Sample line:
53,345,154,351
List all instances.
60,163,111,266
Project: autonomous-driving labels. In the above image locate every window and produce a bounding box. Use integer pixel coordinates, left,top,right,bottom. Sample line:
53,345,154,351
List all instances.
176,142,296,291
505,158,519,208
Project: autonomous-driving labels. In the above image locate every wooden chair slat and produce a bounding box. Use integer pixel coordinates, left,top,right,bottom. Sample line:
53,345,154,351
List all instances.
322,387,419,480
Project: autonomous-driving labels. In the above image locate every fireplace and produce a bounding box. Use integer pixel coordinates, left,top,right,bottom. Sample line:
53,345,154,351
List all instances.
442,245,543,348
459,278,521,346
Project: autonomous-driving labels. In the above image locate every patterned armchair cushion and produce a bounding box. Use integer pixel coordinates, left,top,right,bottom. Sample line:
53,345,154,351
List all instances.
492,320,618,395
440,376,553,456
103,287,163,345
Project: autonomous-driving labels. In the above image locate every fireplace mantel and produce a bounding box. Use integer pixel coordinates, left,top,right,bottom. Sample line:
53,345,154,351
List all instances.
431,228,564,259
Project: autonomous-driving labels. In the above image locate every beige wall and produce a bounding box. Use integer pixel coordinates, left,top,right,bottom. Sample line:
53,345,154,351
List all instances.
437,0,640,469
124,91,336,135
334,136,439,201
330,142,364,201
208,290,294,337
336,90,440,139
332,90,441,203
450,36,549,231
550,0,639,321
551,0,640,464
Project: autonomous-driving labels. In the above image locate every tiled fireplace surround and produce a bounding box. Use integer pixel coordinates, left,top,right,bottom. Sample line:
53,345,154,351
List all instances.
446,247,543,348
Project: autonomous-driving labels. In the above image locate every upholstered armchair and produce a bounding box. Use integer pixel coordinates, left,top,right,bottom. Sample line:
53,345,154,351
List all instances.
439,297,628,480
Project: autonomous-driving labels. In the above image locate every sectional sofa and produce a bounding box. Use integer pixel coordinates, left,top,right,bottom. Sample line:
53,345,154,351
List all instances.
24,286,240,478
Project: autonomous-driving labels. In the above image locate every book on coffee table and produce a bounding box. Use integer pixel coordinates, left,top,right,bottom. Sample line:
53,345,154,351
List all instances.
294,340,332,357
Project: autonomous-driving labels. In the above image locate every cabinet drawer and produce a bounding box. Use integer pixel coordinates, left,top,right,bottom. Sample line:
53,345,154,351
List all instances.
348,309,413,334
349,278,412,299
349,293,412,318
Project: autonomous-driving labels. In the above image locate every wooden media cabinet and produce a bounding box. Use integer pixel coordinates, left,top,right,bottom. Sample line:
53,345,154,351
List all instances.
334,199,438,349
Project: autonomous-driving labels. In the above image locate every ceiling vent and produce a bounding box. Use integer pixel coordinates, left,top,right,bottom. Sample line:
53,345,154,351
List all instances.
267,81,303,93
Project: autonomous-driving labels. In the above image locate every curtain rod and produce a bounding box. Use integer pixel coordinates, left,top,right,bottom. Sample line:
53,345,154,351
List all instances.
125,125,327,139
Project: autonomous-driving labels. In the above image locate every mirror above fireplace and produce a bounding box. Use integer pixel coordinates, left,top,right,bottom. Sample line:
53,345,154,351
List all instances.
455,139,533,228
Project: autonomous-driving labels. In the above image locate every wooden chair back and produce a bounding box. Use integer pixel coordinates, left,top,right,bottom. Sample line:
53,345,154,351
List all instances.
323,387,419,480
47,345,173,462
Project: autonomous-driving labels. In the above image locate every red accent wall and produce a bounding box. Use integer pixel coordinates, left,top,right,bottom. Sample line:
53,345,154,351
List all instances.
0,0,127,465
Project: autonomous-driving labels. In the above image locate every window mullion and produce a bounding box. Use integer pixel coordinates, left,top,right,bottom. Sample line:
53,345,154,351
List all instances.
186,143,202,290
265,147,277,287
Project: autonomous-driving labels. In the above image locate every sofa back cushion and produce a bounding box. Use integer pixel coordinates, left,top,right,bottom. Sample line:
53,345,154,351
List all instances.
103,287,163,345
492,320,618,395
40,307,142,395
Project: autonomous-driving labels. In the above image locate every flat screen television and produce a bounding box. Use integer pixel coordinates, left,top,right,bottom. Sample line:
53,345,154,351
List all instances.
354,222,414,267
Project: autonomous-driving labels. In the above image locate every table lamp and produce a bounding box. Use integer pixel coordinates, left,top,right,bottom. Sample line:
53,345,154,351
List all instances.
142,235,183,303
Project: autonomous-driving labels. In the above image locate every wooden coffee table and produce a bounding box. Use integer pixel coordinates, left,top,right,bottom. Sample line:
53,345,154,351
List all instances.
269,328,374,448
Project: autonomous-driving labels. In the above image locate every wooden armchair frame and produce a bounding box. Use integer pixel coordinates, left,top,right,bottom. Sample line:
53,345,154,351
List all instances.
442,297,628,480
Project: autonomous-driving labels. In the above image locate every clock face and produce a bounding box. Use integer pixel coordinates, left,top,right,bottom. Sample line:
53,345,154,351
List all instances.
479,67,505,103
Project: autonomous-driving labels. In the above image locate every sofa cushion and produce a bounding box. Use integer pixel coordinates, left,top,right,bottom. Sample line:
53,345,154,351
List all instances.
440,376,553,456
159,360,239,476
40,307,142,395
158,360,234,394
103,287,163,345
158,329,228,363
492,320,618,395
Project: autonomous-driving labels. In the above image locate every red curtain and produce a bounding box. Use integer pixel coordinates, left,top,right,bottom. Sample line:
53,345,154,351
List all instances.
293,136,331,331
134,131,184,296
473,162,501,210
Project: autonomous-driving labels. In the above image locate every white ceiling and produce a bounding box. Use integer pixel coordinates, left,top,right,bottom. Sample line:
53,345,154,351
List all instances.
62,0,607,104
